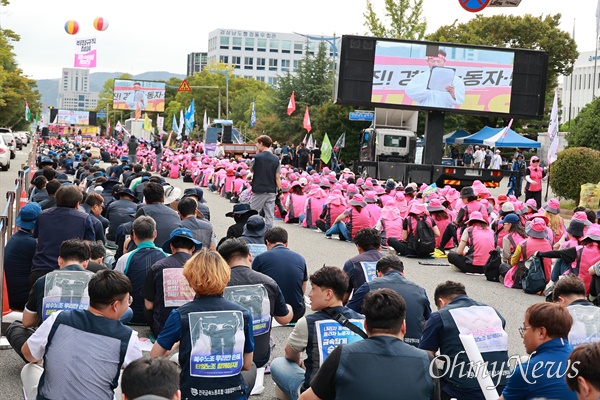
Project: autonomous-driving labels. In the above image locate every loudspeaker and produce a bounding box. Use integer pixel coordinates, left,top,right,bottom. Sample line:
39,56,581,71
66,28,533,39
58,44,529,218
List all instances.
222,125,233,143
42,127,49,137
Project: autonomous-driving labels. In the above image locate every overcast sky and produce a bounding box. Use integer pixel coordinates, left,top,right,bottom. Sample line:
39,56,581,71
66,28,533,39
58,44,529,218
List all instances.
2,0,597,80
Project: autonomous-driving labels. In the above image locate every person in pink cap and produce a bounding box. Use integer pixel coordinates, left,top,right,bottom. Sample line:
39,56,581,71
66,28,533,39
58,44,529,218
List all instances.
542,198,565,245
377,200,403,247
428,198,455,251
524,155,546,208
303,185,328,229
285,181,307,224
388,202,439,256
325,194,372,241
315,190,347,233
507,217,553,289
446,211,495,274
364,191,381,227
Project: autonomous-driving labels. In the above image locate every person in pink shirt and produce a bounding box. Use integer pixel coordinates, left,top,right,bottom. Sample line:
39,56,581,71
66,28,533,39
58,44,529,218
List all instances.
428,199,455,250
364,191,382,227
448,211,495,274
377,200,403,247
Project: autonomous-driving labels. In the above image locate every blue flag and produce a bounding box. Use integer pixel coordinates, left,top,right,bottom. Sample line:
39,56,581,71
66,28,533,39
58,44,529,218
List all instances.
172,114,179,133
250,101,256,127
185,100,195,133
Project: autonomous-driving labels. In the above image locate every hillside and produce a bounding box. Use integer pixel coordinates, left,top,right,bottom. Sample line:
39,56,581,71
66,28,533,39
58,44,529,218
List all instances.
36,71,186,108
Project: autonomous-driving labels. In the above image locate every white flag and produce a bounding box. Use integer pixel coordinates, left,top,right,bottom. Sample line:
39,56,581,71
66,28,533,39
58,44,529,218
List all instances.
547,91,559,165
596,0,600,35
178,109,184,136
203,110,209,132
306,134,314,150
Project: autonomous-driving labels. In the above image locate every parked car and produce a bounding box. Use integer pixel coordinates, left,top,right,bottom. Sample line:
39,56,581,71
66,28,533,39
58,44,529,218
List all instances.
0,135,10,171
15,131,29,146
0,131,16,159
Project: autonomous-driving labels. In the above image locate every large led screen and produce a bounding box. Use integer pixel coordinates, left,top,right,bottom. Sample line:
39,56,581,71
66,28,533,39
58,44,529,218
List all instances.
372,41,515,114
113,79,165,112
57,110,90,125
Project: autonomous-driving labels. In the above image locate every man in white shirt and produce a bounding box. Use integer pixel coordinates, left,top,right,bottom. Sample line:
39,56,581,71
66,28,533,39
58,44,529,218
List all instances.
490,150,503,170
472,146,484,168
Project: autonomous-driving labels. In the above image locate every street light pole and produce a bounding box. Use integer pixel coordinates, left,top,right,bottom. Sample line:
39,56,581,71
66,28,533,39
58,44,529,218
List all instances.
294,32,339,101
209,69,232,119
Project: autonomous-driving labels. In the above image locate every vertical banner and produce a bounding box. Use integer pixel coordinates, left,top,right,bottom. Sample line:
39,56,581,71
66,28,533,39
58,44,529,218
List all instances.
74,37,97,68
156,116,164,130
224,285,271,336
188,311,245,377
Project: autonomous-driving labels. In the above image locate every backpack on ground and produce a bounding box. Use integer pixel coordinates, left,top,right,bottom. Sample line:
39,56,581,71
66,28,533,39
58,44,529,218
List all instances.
409,216,436,255
483,249,502,282
521,254,546,294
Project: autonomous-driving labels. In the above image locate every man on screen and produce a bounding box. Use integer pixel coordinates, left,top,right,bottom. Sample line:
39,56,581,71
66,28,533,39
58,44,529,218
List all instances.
125,82,148,111
405,49,466,109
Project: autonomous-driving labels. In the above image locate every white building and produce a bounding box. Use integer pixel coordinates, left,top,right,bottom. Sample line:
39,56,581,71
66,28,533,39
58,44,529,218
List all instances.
561,50,600,124
187,52,208,76
57,68,99,111
206,28,338,86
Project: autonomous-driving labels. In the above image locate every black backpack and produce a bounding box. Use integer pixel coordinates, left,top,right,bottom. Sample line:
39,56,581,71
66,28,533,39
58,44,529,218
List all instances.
409,216,436,255
521,254,546,294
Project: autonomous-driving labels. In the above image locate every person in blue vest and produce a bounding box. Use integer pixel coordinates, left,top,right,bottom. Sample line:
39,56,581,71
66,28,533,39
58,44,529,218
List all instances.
115,216,168,323
20,269,143,400
299,289,440,400
420,281,510,400
150,250,254,400
347,254,431,347
270,266,364,400
500,302,577,400
342,228,384,303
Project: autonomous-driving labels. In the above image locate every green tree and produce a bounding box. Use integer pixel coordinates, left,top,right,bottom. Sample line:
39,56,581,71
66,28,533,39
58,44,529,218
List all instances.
364,0,426,39
566,97,600,150
549,147,600,203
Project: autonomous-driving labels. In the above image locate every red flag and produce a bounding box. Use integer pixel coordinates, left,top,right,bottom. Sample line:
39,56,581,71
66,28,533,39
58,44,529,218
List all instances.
287,91,296,116
303,106,312,133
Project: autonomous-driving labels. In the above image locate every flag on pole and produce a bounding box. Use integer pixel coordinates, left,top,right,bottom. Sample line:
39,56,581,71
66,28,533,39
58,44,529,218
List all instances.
51,114,58,125
178,109,184,139
107,119,111,134
303,106,311,133
321,133,333,164
172,114,179,133
306,134,314,150
185,100,195,133
250,101,257,127
143,113,152,131
25,100,30,121
500,119,514,139
302,134,307,145
596,0,600,35
287,91,296,116
203,110,209,132
115,121,122,132
547,91,560,165
334,132,346,149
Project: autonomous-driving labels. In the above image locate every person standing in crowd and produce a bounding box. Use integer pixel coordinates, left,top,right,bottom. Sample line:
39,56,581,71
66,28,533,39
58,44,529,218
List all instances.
473,146,484,168
299,289,440,400
20,270,142,400
153,135,163,172
297,143,310,170
4,202,41,311
250,135,281,228
524,155,545,208
347,255,431,347
252,227,307,323
490,149,502,169
127,135,139,163
151,251,254,400
270,266,364,400
462,147,473,167
30,185,95,286
218,238,293,369
420,281,510,399
499,303,576,400
450,145,460,166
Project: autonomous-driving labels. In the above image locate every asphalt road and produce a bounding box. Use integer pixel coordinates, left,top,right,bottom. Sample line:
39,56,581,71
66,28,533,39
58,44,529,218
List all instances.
0,146,546,399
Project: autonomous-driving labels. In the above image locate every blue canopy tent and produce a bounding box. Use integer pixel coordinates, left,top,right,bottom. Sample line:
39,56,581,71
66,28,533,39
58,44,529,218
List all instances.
483,128,541,148
443,129,471,144
454,126,499,144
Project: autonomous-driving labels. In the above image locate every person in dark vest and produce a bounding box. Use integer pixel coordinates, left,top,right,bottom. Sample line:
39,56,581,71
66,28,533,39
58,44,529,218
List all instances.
121,356,181,400
135,182,182,247
142,227,201,336
178,197,216,250
106,187,139,243
270,266,364,400
115,216,168,323
347,254,431,347
81,192,107,244
150,250,254,400
218,238,293,382
180,187,211,221
20,269,143,400
299,289,440,400
342,228,384,303
250,135,282,228
419,281,510,400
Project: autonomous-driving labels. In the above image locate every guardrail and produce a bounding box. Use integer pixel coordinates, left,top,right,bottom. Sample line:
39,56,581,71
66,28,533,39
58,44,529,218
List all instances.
1,143,35,347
